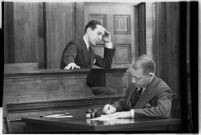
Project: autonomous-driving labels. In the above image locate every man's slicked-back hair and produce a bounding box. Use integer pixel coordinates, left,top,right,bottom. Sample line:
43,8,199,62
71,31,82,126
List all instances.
84,20,102,34
132,54,156,75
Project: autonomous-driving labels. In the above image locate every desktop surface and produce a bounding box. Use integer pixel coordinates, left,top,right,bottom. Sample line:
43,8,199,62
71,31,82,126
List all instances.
21,109,181,133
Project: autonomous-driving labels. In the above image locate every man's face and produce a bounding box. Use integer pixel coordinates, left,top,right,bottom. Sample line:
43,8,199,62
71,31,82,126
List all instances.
130,67,151,88
87,25,105,46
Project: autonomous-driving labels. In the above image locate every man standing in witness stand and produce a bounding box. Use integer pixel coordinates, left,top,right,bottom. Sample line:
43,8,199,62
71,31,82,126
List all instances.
103,55,173,118
60,20,117,95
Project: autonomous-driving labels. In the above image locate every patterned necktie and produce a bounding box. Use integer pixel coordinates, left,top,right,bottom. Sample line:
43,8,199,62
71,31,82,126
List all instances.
131,88,143,106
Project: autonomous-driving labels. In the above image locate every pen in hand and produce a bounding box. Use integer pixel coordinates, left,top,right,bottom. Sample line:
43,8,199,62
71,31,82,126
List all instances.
108,104,110,110
107,104,111,114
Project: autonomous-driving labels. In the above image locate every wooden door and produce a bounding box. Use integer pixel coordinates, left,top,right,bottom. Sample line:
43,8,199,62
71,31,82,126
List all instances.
84,2,137,93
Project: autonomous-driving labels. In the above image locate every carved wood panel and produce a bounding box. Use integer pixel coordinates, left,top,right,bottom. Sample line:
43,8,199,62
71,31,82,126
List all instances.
114,15,131,34
88,14,106,27
114,44,131,64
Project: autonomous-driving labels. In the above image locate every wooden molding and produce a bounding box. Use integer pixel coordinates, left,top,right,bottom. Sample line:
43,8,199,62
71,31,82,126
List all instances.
4,69,90,78
113,15,131,34
6,95,122,113
114,44,131,64
88,14,106,27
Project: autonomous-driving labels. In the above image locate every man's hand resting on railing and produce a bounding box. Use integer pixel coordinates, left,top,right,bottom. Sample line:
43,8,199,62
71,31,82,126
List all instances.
64,63,80,70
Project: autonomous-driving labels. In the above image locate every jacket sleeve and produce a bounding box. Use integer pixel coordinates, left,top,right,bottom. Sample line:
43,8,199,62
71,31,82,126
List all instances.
62,43,77,66
94,47,115,68
134,89,172,119
112,84,133,111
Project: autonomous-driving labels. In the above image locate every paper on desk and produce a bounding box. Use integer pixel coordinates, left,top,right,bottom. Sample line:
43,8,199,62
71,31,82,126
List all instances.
54,115,73,118
102,119,135,125
42,113,73,118
90,114,119,121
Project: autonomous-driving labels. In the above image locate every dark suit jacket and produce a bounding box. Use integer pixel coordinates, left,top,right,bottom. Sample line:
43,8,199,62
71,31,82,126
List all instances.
112,76,173,118
60,38,115,69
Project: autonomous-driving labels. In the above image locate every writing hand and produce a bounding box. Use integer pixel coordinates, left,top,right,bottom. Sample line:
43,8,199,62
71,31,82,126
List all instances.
103,104,116,115
64,63,80,70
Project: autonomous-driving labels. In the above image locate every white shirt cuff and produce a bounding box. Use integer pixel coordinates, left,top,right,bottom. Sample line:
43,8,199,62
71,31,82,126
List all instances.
105,42,113,49
130,109,135,118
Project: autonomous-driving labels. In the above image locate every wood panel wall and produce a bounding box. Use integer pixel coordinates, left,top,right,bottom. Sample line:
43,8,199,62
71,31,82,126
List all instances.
13,3,39,63
4,2,14,63
135,3,146,56
152,3,180,96
4,3,43,64
4,2,76,69
46,3,75,69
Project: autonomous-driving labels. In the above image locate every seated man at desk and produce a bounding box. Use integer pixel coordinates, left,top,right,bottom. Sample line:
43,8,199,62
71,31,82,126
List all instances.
103,55,173,119
60,20,117,95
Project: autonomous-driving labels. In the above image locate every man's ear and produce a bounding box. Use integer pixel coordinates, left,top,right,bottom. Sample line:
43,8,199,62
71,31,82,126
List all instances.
86,27,92,33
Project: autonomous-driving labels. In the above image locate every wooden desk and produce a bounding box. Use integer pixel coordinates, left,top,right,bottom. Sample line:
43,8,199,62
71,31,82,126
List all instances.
22,111,181,133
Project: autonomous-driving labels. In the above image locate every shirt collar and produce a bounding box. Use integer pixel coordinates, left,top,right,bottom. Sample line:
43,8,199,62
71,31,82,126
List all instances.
137,87,146,93
137,74,155,95
83,36,90,50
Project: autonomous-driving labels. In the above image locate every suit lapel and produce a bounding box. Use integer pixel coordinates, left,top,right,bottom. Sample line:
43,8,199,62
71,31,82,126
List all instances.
134,77,159,109
89,47,96,65
126,84,137,107
79,38,90,66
